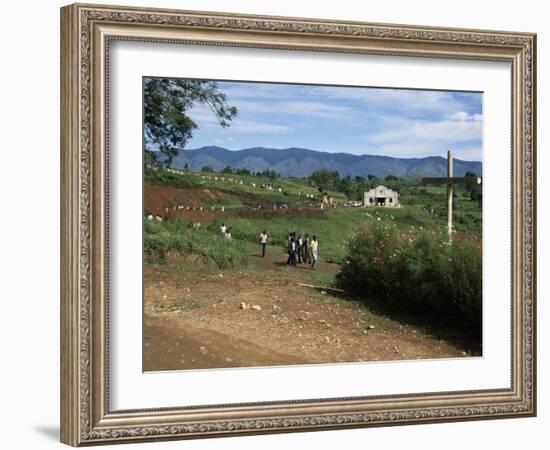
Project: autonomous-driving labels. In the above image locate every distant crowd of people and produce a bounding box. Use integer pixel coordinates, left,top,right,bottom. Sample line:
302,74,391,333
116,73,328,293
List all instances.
219,226,318,269
151,215,319,269
285,232,319,270
243,232,319,270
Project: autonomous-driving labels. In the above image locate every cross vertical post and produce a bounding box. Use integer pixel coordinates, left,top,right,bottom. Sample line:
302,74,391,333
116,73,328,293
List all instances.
421,150,481,244
447,150,453,242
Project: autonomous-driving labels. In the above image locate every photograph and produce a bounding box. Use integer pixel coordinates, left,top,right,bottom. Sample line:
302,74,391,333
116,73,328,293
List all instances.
57,2,536,446
142,78,484,372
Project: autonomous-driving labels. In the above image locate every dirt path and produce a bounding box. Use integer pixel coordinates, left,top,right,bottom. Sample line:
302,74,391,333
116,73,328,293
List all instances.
144,247,479,371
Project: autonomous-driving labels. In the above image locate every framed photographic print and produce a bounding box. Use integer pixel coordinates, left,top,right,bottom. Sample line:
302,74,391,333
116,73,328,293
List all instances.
60,3,537,446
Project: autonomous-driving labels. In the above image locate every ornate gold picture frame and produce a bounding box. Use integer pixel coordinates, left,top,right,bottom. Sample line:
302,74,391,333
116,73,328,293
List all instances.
60,3,536,446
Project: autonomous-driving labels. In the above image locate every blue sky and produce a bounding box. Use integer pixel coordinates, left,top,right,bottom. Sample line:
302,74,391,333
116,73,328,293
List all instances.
184,80,483,161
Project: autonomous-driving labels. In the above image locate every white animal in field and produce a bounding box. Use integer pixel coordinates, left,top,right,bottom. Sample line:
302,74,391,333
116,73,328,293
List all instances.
147,214,153,221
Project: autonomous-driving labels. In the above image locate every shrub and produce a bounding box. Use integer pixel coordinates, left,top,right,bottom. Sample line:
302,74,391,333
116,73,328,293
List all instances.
336,223,482,333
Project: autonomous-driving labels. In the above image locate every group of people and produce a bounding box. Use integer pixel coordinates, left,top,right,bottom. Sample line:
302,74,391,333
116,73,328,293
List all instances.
258,231,319,270
218,225,319,269
286,233,319,270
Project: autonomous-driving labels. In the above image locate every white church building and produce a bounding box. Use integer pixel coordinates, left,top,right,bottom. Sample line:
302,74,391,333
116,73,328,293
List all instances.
363,185,400,208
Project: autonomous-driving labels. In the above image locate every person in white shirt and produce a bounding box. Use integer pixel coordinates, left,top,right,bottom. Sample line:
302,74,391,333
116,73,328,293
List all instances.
297,235,304,263
220,223,227,235
259,231,268,257
310,235,319,270
224,227,232,240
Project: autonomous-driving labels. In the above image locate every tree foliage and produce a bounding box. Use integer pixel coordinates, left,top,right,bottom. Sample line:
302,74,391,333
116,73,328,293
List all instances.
464,171,482,206
144,78,237,167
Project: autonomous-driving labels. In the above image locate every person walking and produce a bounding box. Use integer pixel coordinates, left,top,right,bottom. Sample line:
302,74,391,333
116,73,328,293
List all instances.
304,233,310,264
289,236,298,267
297,234,304,264
260,230,268,257
310,235,319,270
286,233,293,265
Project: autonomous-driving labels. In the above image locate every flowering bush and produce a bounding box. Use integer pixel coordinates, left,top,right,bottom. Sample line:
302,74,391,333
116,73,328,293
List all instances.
336,223,482,333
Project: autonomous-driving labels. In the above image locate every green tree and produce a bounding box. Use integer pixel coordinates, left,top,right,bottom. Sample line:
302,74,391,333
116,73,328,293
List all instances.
310,169,339,192
144,78,237,167
464,171,482,206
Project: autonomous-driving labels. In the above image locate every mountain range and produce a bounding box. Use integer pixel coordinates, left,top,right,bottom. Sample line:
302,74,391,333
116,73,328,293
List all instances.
164,146,482,179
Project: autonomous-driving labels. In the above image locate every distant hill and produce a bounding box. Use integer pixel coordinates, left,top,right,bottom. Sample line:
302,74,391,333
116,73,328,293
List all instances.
162,146,482,179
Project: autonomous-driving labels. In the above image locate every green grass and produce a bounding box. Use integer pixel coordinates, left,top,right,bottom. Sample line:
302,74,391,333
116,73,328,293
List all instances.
310,270,337,287
207,206,459,263
399,184,482,234
144,219,254,268
203,194,244,209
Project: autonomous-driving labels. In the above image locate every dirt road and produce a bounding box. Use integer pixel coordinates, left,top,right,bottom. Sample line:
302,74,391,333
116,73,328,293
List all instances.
144,247,479,371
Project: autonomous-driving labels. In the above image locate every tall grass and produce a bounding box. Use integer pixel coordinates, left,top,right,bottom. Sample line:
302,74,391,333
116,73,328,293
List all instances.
144,219,253,268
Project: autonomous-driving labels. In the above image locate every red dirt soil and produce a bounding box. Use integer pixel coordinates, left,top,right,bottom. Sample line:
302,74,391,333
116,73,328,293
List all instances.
144,184,226,223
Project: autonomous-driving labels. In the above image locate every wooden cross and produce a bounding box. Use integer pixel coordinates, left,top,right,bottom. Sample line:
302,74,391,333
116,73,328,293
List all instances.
422,150,481,242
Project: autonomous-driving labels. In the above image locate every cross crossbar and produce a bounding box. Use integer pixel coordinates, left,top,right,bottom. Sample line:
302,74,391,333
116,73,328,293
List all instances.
422,176,482,186
420,151,481,242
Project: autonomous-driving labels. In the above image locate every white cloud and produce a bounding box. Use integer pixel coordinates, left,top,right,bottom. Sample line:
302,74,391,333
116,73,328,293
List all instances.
230,120,292,134
188,104,292,134
219,98,357,121
371,119,482,144
364,117,482,160
283,101,355,119
448,111,483,121
306,86,470,115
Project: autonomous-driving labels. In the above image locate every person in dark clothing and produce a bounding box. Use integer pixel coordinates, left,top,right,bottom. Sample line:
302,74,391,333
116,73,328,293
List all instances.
286,233,292,265
290,237,298,266
303,233,310,264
